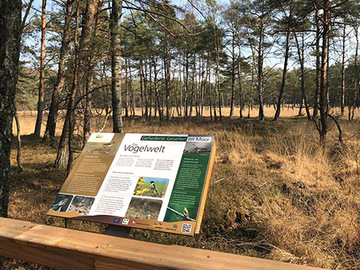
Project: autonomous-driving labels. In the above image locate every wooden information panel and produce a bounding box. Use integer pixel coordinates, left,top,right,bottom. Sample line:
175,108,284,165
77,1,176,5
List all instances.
47,133,216,236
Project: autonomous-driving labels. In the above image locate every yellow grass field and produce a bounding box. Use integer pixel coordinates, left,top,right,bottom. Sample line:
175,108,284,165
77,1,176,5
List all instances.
6,108,360,269
15,106,360,135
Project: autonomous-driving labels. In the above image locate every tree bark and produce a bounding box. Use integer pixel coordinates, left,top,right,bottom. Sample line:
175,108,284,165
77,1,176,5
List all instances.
0,0,21,217
237,37,243,119
349,26,359,120
164,38,171,121
214,25,222,121
257,18,265,120
319,3,329,144
82,0,97,145
44,0,73,142
341,22,346,116
274,30,291,121
184,52,189,118
54,4,80,169
34,0,47,137
229,30,236,117
14,107,24,172
110,0,123,133
313,9,320,119
128,59,135,117
294,31,311,120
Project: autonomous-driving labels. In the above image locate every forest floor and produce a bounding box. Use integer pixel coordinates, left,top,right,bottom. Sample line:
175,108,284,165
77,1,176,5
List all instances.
5,109,360,269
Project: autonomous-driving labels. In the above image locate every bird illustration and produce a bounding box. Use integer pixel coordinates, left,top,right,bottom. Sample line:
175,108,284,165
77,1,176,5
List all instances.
143,202,154,213
183,207,189,218
51,198,69,212
192,144,208,153
150,181,158,193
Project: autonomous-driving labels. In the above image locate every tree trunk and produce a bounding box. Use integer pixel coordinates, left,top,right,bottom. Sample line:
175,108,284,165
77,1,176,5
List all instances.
83,0,98,146
142,61,149,120
149,63,153,120
313,9,320,119
54,4,80,169
237,37,243,119
34,0,47,136
257,18,265,120
128,60,135,117
214,25,222,121
206,54,213,121
0,0,21,217
229,30,236,117
154,64,163,121
183,53,189,118
189,56,196,117
294,31,311,120
44,0,73,143
350,26,359,120
124,58,129,118
319,4,329,144
65,0,96,173
139,61,144,117
14,107,24,172
164,39,171,121
110,0,123,133
341,22,346,116
274,30,291,121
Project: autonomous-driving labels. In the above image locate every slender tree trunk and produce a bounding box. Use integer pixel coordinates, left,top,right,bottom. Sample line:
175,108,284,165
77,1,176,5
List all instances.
184,52,189,118
165,39,171,121
237,38,243,119
0,0,21,218
124,58,129,118
319,4,329,144
14,107,24,172
189,56,196,117
44,0,73,142
257,18,265,120
54,4,80,169
149,63,153,120
341,22,346,116
214,25,222,121
66,0,96,172
34,0,47,136
294,31,311,120
82,0,96,146
313,9,320,119
110,0,123,133
298,98,303,115
229,30,236,117
206,54,213,121
139,62,144,117
200,57,205,116
153,56,163,121
350,26,359,120
274,31,291,121
128,60,135,117
142,61,149,120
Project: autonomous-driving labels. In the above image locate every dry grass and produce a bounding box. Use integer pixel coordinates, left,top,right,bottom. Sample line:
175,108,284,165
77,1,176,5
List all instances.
15,106,360,136
5,113,360,269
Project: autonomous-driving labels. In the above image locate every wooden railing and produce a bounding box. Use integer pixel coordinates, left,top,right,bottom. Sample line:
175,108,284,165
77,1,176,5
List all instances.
0,218,325,270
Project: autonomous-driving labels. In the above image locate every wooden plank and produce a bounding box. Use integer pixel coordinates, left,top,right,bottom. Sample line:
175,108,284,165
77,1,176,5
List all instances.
0,218,325,270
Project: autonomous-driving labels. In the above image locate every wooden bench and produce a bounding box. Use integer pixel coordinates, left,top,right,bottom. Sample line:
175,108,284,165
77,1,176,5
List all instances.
0,218,325,270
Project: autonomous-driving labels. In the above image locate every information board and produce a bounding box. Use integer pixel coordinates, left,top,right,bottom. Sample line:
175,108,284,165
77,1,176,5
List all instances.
47,133,216,235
